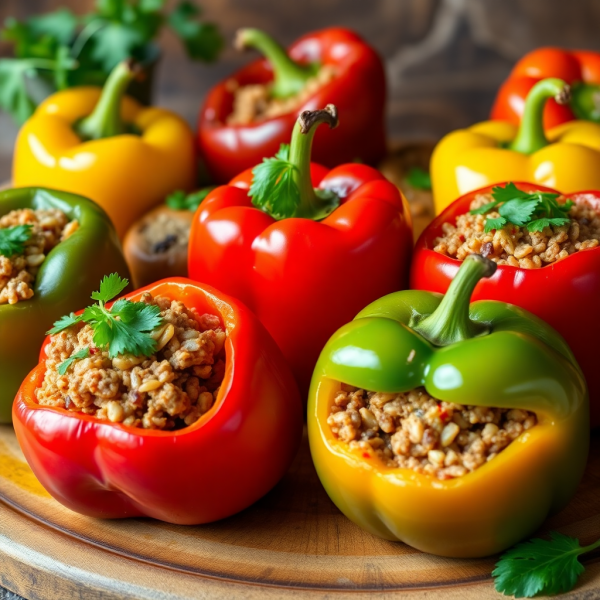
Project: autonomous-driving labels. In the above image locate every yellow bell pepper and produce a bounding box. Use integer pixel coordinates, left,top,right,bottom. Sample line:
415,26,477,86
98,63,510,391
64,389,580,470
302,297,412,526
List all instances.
431,78,600,214
13,60,196,238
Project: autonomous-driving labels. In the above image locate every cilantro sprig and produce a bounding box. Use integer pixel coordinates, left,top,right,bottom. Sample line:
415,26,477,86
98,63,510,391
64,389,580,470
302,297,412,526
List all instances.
0,225,33,257
57,347,90,376
470,183,574,234
0,1,223,124
494,531,600,597
48,274,163,359
249,143,301,220
405,166,432,191
166,186,216,212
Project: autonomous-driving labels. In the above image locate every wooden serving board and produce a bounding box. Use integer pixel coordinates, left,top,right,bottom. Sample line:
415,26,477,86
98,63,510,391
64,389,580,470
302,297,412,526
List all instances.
1,425,600,600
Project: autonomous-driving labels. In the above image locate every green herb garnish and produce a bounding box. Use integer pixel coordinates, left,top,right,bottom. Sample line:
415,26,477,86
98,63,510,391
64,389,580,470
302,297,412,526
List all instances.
493,531,600,598
0,224,33,257
0,1,223,124
166,187,216,212
405,166,432,191
57,347,90,376
470,183,574,233
48,274,163,359
249,143,301,220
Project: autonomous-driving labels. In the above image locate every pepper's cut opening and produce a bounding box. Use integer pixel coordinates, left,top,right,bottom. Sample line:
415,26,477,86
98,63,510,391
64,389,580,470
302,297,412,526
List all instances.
327,381,537,480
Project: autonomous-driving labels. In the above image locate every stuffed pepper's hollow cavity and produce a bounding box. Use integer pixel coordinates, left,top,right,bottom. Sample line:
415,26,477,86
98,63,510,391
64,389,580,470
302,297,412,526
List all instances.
328,384,537,480
434,192,600,268
0,208,79,304
37,292,226,430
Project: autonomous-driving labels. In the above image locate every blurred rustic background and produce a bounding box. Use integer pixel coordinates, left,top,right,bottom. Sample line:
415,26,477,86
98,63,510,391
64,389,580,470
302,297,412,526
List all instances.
1,0,600,182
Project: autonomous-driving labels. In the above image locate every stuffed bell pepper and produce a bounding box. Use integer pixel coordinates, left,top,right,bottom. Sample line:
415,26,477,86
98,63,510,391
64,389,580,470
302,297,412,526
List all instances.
492,47,600,128
309,254,588,557
198,27,387,183
189,105,412,398
13,60,196,238
431,77,600,214
13,276,302,523
412,180,600,428
0,187,130,423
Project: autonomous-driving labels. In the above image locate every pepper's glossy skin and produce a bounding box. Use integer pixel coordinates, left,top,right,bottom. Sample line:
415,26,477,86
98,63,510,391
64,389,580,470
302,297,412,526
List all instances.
13,279,303,523
188,163,412,400
492,48,600,128
308,285,588,557
431,117,600,214
412,182,600,428
0,187,130,423
198,28,387,183
13,89,196,237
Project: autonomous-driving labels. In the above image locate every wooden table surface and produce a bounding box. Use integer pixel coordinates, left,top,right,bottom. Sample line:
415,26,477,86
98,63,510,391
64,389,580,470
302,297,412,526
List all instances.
1,424,600,600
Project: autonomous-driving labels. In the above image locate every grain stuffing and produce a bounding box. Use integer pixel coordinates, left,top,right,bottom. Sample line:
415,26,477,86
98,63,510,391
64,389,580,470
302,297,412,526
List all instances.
434,193,600,268
0,208,78,304
36,293,226,430
226,65,336,125
328,384,537,480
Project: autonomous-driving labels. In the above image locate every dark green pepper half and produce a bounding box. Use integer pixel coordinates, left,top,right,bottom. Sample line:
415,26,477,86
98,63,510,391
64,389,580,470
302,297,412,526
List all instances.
0,187,130,422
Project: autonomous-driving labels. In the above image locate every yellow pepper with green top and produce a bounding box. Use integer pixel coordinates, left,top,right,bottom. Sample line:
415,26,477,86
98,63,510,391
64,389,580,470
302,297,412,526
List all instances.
308,255,589,558
13,60,195,238
431,77,600,214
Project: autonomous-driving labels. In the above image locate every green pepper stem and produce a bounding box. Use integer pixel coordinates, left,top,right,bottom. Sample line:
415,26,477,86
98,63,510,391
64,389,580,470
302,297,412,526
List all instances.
413,255,497,346
235,28,315,99
571,82,600,122
75,59,140,141
289,105,340,220
509,78,571,154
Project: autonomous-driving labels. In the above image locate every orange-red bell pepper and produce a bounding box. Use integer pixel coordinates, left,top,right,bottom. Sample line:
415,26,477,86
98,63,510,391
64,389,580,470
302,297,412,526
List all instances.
13,278,303,524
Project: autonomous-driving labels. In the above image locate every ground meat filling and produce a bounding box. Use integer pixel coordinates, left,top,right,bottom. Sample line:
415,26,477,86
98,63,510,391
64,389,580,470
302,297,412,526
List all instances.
434,193,600,269
139,212,190,255
0,208,78,304
328,384,537,480
226,65,336,125
36,293,227,430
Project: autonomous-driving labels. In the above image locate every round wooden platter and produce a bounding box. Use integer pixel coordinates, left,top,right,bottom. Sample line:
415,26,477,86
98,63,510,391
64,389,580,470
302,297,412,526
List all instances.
0,425,600,600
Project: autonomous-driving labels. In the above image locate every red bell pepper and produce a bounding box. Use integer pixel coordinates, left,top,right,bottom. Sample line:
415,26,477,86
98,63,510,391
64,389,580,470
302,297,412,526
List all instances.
13,278,303,524
410,182,600,428
189,105,412,398
491,47,600,129
198,27,387,183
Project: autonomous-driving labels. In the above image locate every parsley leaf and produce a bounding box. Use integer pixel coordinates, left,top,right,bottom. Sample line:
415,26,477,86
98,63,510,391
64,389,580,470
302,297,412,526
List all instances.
484,217,506,233
57,347,90,376
47,312,83,335
249,144,300,220
0,225,33,257
498,198,539,226
91,273,129,303
165,187,216,211
405,167,432,191
471,183,574,234
168,1,223,62
493,531,600,597
490,182,531,204
0,60,39,124
50,274,163,359
527,217,571,232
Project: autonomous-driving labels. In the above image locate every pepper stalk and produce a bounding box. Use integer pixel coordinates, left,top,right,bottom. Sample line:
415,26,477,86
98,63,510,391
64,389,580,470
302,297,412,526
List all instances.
509,77,571,155
412,254,497,346
76,59,141,141
235,28,317,99
249,104,341,221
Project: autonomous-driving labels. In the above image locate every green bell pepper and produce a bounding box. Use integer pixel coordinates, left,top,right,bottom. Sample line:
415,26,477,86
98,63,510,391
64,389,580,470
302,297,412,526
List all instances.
308,254,589,557
0,187,130,422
